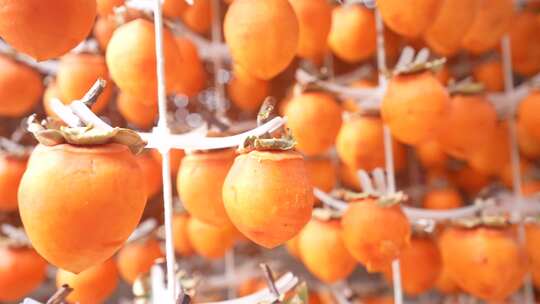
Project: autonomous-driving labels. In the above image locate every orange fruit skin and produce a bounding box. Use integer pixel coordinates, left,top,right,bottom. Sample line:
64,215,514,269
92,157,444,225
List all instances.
223,151,314,248
285,92,342,156
341,199,411,272
473,60,504,92
381,72,450,146
117,92,158,130
461,0,513,55
56,259,119,303
96,0,124,16
298,219,357,283
423,0,477,57
136,152,162,199
0,0,96,60
18,144,147,273
0,55,43,117
187,217,236,259
106,19,182,102
452,166,491,196
172,213,194,256
423,188,463,210
509,12,540,76
224,0,299,80
416,140,447,170
336,116,406,172
327,5,376,63
285,234,301,259
525,223,540,288
43,81,61,118
338,162,362,192
227,74,269,112
117,238,164,284
181,0,212,34
305,157,337,192
57,53,112,114
518,121,540,160
439,94,497,160
498,159,531,189
467,122,510,176
94,16,116,51
163,0,188,18
435,264,460,294
237,278,266,297
518,92,540,142
0,155,26,211
383,237,442,296
288,0,332,60
151,148,185,176
178,149,235,227
377,0,441,38
174,36,207,98
439,227,527,301
0,247,47,302
360,296,394,304
523,180,540,197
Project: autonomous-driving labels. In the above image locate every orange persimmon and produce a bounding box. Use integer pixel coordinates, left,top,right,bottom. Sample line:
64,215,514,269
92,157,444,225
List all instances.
435,264,460,294
174,36,207,97
341,198,411,272
298,219,357,283
117,238,163,283
518,120,540,160
416,140,447,170
117,92,158,130
172,213,194,256
468,122,510,176
181,0,212,34
381,71,450,145
151,148,185,176
285,234,301,259
178,149,235,226
136,152,162,199
472,60,505,92
227,72,269,112
285,92,342,156
338,162,362,192
0,247,47,302
237,278,266,297
163,0,189,18
509,12,540,76
224,0,299,80
187,217,236,259
327,5,376,63
305,156,337,192
525,222,540,288
451,165,491,196
56,259,119,303
377,0,441,38
423,187,463,210
96,0,124,16
288,0,332,60
498,159,532,189
0,154,27,211
93,9,143,51
0,55,43,117
0,0,96,60
43,80,61,118
517,91,540,142
223,150,314,248
19,143,146,273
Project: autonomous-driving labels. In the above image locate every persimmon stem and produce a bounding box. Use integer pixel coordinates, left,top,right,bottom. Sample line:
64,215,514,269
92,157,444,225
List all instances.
259,264,280,301
257,98,276,127
46,284,73,304
81,78,107,107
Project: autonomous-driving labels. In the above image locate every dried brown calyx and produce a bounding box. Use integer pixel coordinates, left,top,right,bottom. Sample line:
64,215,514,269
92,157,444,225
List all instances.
448,78,485,96
312,208,343,221
451,214,511,229
332,189,407,208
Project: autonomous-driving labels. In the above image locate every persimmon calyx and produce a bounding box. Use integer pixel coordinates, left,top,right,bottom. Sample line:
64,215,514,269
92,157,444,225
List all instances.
448,78,485,96
240,132,296,153
452,214,511,229
257,281,308,304
312,208,343,221
387,57,446,78
27,115,146,154
333,189,406,207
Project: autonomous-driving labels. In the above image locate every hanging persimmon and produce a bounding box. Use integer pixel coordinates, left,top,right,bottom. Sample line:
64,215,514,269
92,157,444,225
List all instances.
451,165,491,196
509,11,540,76
151,148,185,177
285,234,301,259
0,154,27,211
163,0,189,18
467,122,510,176
136,152,162,199
518,120,540,160
377,0,441,38
0,0,96,60
93,9,143,51
498,159,531,189
284,92,342,156
327,5,376,63
224,0,299,80
298,217,357,283
0,55,43,118
525,222,540,288
56,53,112,114
96,0,125,16
288,0,332,61
173,213,194,256
181,0,212,34
227,66,269,112
305,156,337,192
472,60,505,92
174,36,207,98
117,92,158,130
177,149,235,227
518,91,540,142
117,238,163,284
187,217,236,259
435,262,460,294
237,278,266,297
416,140,447,170
0,246,48,302
56,259,119,303
422,187,463,210
338,162,362,192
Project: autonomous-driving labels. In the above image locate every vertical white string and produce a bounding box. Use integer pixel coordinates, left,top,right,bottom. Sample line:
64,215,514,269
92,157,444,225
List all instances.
375,8,403,304
153,0,177,302
501,35,535,304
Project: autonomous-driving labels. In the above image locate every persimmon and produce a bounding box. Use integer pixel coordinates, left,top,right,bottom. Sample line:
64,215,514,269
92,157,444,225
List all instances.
172,213,194,256
517,91,540,142
435,65,451,85
181,0,212,34
117,92,158,130
342,80,377,113
187,217,236,259
19,143,146,273
0,55,43,117
305,156,337,192
93,9,143,51
498,159,532,189
523,180,540,197
237,278,266,297
341,198,411,272
136,152,162,199
56,259,119,303
327,5,376,63
381,71,450,145
288,0,332,60
439,93,497,160
461,0,513,55
439,226,527,301
284,92,342,156
96,0,124,16
377,0,441,38
525,222,540,288
338,162,362,192
106,19,182,101
227,72,269,112
416,140,447,169
468,122,510,176
174,36,207,97
0,247,47,302
0,0,96,60
223,150,314,248
178,149,235,226
423,187,463,210
163,0,189,18
518,120,540,159
336,116,406,172
383,237,441,296
509,12,540,76
56,53,112,114
151,148,184,176
43,81,61,118
423,0,477,56
451,165,490,196
285,234,301,259
298,219,356,283
117,238,163,283
0,154,27,211
224,0,299,80
360,296,394,304
435,264,460,294
473,60,504,92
